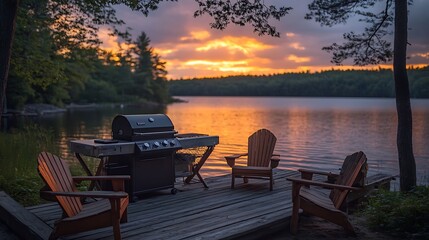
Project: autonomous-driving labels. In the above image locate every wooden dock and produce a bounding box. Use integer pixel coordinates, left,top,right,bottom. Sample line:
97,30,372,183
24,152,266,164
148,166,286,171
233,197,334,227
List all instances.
1,169,394,240
26,169,299,240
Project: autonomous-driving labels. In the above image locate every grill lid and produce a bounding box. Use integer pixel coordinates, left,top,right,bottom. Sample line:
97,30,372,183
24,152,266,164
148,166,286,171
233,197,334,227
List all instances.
112,114,176,141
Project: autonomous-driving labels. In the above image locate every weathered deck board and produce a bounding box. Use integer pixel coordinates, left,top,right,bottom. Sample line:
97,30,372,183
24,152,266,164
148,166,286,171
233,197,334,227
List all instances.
26,169,300,240
20,169,395,240
0,191,51,240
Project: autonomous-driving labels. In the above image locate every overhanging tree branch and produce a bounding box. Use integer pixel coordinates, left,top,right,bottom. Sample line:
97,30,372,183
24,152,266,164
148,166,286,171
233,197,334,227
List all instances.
313,0,394,65
193,0,291,37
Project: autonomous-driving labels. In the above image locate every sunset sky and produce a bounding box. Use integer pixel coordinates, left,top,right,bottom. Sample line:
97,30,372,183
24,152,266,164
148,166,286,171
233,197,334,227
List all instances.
100,0,429,79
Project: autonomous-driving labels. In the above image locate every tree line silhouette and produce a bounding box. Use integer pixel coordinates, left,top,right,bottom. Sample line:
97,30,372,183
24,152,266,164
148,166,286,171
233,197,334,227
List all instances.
169,67,429,98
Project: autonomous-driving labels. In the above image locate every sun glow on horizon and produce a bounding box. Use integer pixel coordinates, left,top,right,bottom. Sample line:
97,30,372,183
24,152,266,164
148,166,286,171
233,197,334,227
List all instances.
165,64,428,80
183,60,254,73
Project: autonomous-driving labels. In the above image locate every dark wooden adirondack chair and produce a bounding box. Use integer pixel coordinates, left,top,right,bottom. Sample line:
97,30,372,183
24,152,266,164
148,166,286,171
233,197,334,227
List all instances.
286,151,368,234
37,152,130,240
225,128,280,191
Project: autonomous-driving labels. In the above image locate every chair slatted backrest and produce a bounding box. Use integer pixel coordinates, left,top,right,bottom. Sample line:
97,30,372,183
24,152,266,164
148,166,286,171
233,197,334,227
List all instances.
38,152,82,217
247,129,277,167
330,151,368,209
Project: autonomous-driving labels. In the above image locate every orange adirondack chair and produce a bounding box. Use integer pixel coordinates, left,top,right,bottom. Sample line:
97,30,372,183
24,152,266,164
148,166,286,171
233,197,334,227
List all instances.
37,152,130,240
225,128,280,191
286,151,368,234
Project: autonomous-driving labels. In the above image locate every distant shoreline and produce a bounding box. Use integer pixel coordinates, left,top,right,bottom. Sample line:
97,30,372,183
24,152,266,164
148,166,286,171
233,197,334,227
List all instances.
4,101,169,117
168,66,429,98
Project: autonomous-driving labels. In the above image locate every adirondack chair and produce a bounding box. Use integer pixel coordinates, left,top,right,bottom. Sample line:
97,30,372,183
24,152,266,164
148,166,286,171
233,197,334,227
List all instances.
37,152,130,240
286,151,368,234
225,128,280,191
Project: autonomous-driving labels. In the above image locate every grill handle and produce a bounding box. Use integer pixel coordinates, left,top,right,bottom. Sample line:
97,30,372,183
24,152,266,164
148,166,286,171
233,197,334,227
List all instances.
133,130,178,136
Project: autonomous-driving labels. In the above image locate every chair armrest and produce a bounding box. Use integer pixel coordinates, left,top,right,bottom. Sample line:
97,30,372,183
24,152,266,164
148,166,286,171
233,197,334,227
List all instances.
270,155,280,169
225,153,248,167
286,177,361,191
225,153,248,159
43,190,128,199
298,168,339,181
298,168,339,177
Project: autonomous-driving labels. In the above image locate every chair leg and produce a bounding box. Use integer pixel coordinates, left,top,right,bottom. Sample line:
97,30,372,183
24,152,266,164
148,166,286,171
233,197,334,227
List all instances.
290,201,300,234
231,174,235,189
110,199,123,240
270,175,273,191
112,219,122,240
290,183,301,234
243,177,248,183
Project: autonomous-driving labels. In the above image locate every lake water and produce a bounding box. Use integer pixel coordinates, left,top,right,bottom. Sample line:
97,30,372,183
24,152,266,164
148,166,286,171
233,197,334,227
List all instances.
32,97,429,188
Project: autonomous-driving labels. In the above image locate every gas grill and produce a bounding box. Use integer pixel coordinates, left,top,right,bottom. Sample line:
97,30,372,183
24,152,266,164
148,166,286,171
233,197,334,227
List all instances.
106,114,181,198
70,114,219,200
111,114,181,153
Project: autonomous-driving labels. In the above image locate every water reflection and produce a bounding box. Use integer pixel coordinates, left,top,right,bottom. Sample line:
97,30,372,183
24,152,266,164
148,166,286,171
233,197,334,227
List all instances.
167,97,428,186
18,97,428,186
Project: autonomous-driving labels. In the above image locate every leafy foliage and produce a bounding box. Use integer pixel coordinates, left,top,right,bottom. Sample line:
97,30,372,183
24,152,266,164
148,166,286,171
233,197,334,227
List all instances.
8,0,67,109
194,0,291,37
7,0,171,110
48,0,131,53
362,186,429,238
168,67,428,98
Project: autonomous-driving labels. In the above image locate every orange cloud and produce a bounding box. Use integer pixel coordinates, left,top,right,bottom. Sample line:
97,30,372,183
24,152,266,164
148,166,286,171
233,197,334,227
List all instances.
289,42,305,50
412,52,429,59
164,58,283,78
285,32,296,37
180,31,211,41
98,28,134,53
196,36,273,55
152,35,278,78
287,54,311,63
153,47,176,57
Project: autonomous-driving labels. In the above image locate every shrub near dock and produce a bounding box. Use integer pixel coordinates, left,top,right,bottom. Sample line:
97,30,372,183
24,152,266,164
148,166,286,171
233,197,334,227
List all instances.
363,186,429,238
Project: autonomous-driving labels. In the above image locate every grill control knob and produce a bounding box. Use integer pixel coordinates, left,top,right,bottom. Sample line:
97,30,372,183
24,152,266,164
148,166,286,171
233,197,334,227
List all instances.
143,143,150,149
153,141,160,148
170,140,176,146
162,140,169,146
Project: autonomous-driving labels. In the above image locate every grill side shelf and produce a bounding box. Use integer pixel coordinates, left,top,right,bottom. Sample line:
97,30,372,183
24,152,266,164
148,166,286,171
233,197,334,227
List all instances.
69,140,135,157
69,134,220,158
177,135,219,149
